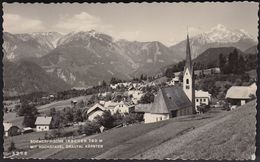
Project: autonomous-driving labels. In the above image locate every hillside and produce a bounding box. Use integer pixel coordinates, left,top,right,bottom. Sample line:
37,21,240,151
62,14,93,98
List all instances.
3,32,62,61
38,31,135,86
48,100,256,160
192,47,245,67
244,45,258,54
3,60,71,96
116,40,180,76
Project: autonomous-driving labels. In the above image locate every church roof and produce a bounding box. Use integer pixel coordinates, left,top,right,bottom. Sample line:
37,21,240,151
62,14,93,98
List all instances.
150,86,192,114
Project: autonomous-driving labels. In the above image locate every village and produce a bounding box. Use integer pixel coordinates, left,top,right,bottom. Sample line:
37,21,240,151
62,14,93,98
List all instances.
3,34,257,159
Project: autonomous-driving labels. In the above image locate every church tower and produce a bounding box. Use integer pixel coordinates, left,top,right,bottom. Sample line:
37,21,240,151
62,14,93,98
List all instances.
183,34,195,113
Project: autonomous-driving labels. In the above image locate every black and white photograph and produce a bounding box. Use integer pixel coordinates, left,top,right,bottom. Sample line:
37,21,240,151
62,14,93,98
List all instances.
2,2,258,160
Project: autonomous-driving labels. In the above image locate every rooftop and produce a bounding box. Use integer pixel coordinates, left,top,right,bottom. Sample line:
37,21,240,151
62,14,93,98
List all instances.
35,116,52,125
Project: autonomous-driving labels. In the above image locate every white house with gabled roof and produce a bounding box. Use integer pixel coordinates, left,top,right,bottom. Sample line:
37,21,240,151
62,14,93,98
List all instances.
35,116,52,132
195,90,211,112
86,103,106,121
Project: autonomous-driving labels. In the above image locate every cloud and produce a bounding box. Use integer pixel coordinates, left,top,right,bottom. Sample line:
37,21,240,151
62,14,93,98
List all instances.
54,12,112,33
3,13,45,33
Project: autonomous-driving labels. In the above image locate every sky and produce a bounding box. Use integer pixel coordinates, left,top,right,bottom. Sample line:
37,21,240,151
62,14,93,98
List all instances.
3,2,258,46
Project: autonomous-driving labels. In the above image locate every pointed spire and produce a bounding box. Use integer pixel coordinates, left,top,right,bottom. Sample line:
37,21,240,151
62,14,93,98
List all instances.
185,34,192,71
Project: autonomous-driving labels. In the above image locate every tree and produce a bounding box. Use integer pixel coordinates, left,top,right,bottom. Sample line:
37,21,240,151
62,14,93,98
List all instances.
78,121,100,135
23,113,37,127
73,109,83,123
139,92,154,104
238,55,245,74
219,53,226,73
49,108,56,117
95,110,115,129
77,100,85,108
21,103,39,127
8,141,16,152
52,111,65,129
165,68,175,78
228,49,239,74
64,108,74,123
102,80,107,87
17,102,38,117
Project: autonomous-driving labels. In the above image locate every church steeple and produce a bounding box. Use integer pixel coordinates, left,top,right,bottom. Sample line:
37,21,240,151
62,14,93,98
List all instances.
185,34,192,72
183,33,195,113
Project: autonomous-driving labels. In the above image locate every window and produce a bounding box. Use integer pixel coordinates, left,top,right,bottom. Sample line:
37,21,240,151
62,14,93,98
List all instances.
186,85,190,89
186,79,189,84
196,99,199,102
45,126,47,129
200,99,202,102
203,98,206,102
159,117,162,121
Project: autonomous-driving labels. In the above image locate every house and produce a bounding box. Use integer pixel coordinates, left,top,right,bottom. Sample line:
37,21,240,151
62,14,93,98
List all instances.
4,122,20,137
195,90,211,112
128,90,144,104
35,116,52,132
144,86,193,123
110,84,118,89
226,83,256,106
194,67,221,77
167,76,180,86
114,101,135,114
86,103,106,121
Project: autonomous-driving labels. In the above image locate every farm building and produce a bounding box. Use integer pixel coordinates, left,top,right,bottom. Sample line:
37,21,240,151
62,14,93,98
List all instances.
35,116,52,132
22,127,34,134
194,67,221,76
226,83,256,106
144,86,193,123
195,90,211,112
114,101,135,114
3,122,20,137
168,76,180,86
86,103,106,121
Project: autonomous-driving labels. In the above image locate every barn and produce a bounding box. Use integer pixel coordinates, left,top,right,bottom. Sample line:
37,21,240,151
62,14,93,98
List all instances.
225,83,256,106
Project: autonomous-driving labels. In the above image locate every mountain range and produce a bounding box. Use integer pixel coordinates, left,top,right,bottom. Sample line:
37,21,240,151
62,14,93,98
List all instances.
3,24,257,95
170,24,257,59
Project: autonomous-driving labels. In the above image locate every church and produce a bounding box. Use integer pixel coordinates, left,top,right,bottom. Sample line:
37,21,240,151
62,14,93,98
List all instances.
143,34,196,123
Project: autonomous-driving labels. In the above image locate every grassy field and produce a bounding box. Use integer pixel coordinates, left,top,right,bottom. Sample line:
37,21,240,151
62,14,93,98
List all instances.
4,126,79,159
3,95,91,128
37,95,90,113
48,100,256,160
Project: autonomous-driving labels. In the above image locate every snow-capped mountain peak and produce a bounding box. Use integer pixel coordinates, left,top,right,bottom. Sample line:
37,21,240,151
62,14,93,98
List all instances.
195,24,256,44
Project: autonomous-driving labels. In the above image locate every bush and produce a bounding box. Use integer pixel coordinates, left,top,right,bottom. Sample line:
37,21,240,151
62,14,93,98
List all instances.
139,92,154,104
197,104,210,113
78,121,100,136
95,111,115,129
8,141,16,152
123,113,144,125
